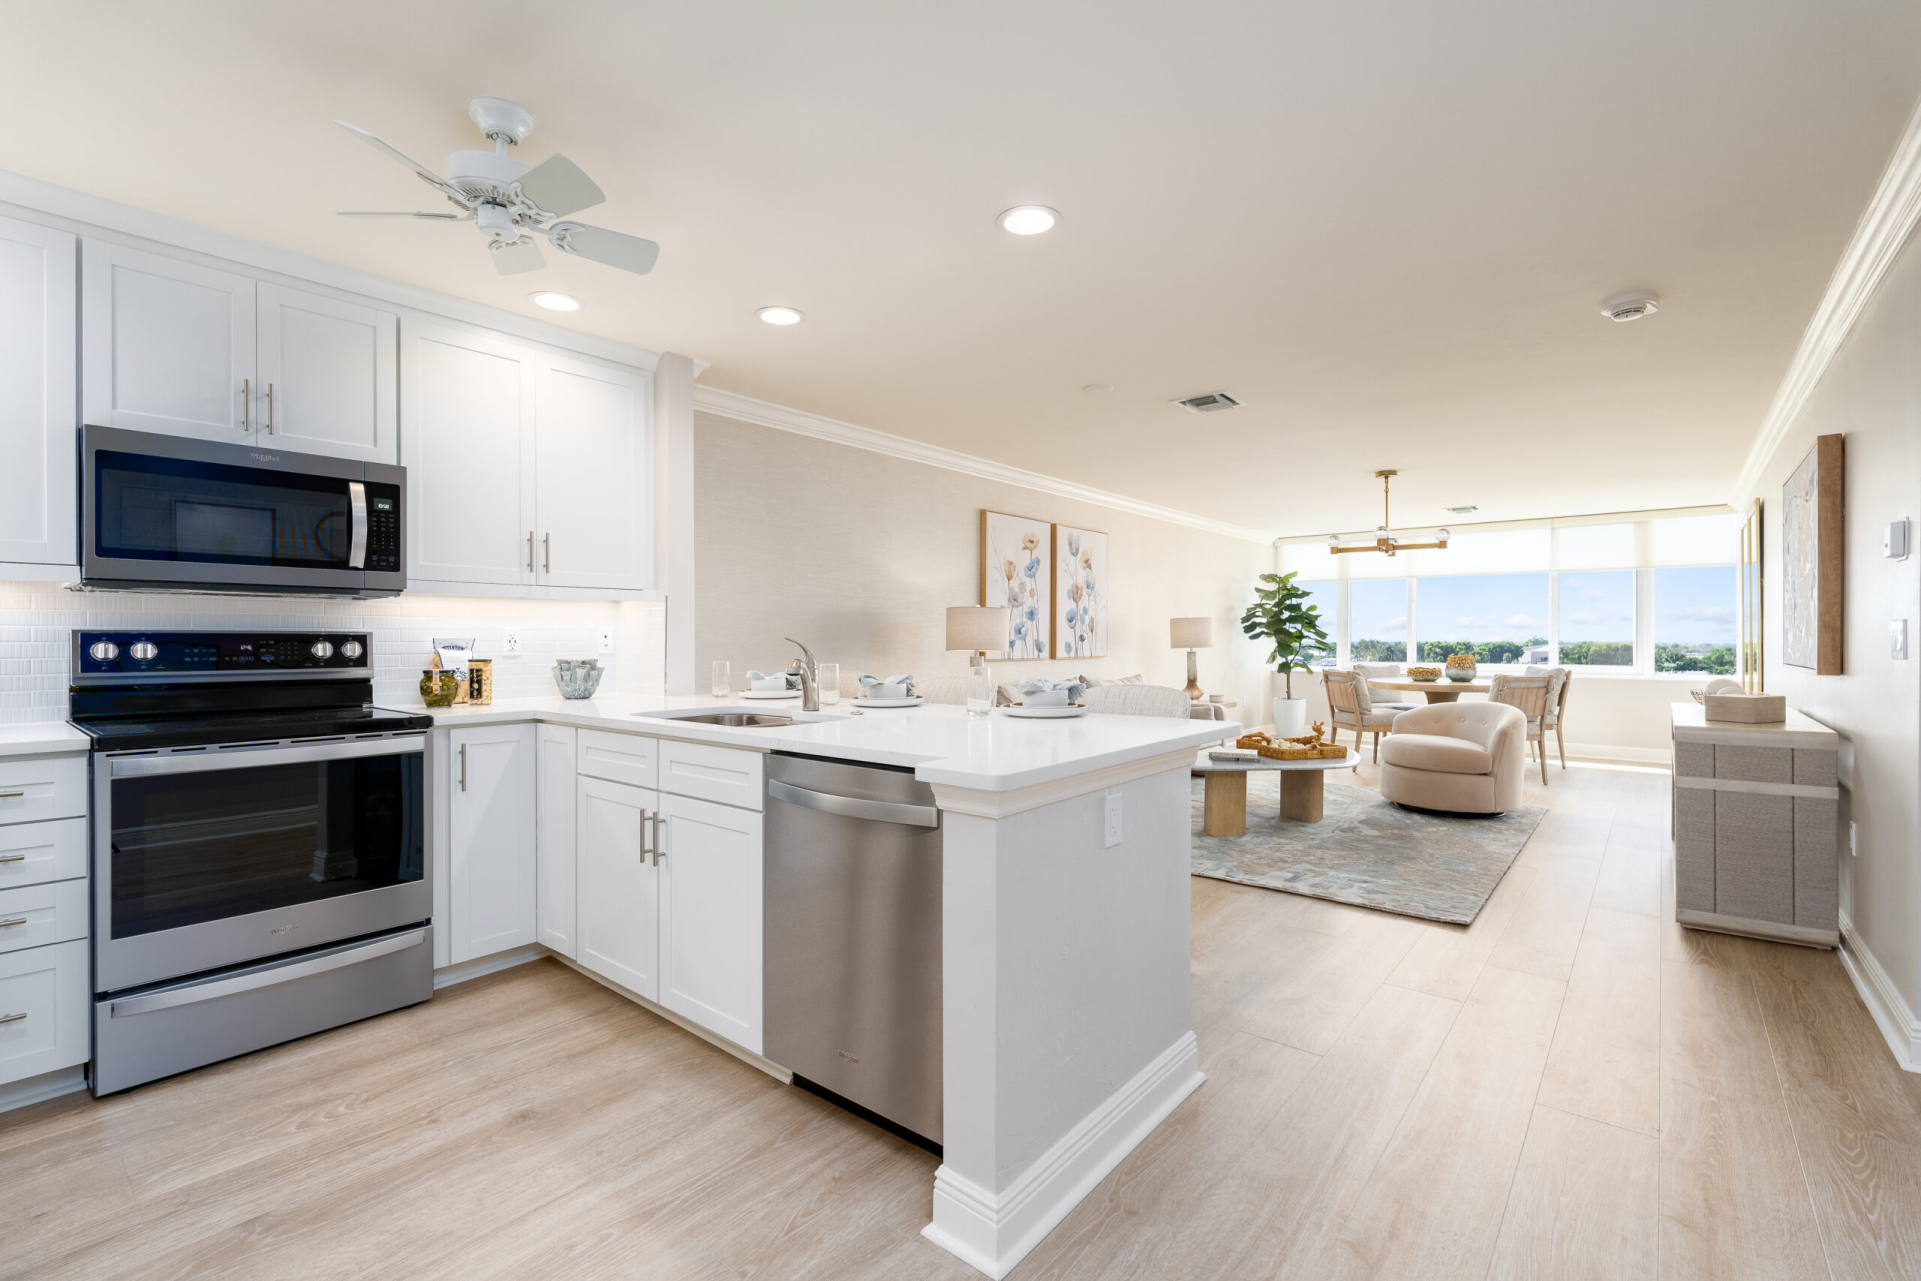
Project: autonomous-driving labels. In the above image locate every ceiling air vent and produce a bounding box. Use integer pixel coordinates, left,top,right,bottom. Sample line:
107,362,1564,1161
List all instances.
1176,391,1243,414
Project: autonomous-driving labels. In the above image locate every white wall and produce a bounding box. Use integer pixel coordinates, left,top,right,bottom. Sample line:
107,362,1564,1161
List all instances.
692,411,1276,712
0,581,666,722
1739,226,1921,1023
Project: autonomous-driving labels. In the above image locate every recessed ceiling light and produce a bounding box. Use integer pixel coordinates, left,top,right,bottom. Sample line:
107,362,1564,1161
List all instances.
998,205,1060,235
529,291,580,312
1082,383,1115,394
757,306,804,325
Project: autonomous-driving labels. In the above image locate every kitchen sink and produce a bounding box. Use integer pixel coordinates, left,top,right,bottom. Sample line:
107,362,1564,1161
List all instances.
635,706,852,727
667,712,795,727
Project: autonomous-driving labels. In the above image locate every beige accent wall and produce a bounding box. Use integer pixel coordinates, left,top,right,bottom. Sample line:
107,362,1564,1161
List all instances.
1741,229,1921,1023
693,411,1276,714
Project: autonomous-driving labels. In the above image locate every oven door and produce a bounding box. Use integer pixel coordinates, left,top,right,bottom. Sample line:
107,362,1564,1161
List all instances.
93,734,428,991
82,424,403,595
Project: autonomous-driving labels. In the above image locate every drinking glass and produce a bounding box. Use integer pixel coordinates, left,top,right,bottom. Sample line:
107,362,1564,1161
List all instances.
818,663,839,705
711,660,731,698
966,660,993,716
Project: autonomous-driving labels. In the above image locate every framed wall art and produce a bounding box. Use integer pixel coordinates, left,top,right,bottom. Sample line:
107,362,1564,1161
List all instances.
1781,433,1844,675
1052,524,1109,659
980,510,1051,660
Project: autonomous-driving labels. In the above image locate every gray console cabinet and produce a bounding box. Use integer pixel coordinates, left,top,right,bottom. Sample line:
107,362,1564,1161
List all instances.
1670,703,1840,948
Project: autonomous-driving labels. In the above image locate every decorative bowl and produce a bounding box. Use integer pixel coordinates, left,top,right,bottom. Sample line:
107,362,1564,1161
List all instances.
1406,666,1444,682
553,659,605,700
1444,654,1478,682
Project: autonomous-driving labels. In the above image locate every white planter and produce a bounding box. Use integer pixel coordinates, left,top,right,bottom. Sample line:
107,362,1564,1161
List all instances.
1271,697,1308,736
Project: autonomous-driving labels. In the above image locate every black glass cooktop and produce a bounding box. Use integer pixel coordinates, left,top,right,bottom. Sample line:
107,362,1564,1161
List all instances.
75,705,433,753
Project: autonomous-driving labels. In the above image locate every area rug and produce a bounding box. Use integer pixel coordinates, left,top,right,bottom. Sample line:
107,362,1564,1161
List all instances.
1189,773,1546,924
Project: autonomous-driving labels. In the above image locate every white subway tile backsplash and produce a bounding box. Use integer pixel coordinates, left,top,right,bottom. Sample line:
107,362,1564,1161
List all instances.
0,581,667,723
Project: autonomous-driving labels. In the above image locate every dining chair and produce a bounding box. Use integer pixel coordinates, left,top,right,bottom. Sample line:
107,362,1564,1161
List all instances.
1524,665,1572,769
1487,673,1553,784
1322,670,1398,763
1353,662,1420,712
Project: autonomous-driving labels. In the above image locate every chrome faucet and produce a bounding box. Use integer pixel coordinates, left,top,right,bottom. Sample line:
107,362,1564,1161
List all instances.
785,637,819,711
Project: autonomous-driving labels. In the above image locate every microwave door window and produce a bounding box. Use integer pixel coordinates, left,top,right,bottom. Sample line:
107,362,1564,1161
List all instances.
173,500,275,561
95,450,354,569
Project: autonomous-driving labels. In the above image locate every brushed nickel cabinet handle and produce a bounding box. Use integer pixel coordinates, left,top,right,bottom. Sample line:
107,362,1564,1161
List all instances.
264,381,274,433
0,1012,25,1025
241,377,249,431
543,532,551,574
0,854,24,863
0,790,23,800
0,917,27,929
527,531,535,574
458,743,467,792
638,807,651,861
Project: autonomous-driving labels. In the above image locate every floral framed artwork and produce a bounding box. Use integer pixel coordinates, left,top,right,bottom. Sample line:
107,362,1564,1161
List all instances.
1052,524,1108,659
980,510,1051,660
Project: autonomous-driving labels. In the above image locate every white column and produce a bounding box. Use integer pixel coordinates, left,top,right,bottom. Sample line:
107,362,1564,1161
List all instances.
653,353,697,694
923,750,1205,1278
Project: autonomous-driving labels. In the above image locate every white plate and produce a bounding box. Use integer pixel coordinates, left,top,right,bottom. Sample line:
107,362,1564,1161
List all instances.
852,696,924,708
1001,704,1087,718
740,688,800,700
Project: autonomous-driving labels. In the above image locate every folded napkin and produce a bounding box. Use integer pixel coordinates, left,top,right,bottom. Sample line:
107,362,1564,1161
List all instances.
859,673,916,697
1018,678,1085,706
744,669,800,690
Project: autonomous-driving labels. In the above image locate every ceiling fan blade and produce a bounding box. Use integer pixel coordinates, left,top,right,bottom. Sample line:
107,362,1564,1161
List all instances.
489,236,546,275
336,121,470,203
337,211,466,219
516,154,605,218
548,221,659,275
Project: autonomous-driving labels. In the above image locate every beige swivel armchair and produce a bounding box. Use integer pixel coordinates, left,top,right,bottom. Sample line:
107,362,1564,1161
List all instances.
1378,701,1528,813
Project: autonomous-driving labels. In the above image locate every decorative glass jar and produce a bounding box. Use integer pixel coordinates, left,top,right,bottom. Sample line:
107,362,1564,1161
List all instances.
421,669,460,707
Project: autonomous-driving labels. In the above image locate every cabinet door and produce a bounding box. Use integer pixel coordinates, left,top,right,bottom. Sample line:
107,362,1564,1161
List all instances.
576,775,659,1000
401,318,537,587
256,284,398,464
658,793,763,1053
0,939,89,1085
0,216,76,568
82,241,256,439
448,723,537,963
536,723,579,958
534,353,653,591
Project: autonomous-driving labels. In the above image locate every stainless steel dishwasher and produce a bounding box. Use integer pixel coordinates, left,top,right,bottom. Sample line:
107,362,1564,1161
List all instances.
764,752,943,1145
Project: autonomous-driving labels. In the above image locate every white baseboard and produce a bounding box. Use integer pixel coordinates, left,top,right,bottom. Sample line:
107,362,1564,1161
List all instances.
549,953,792,1084
1839,912,1921,1073
922,1031,1204,1279
0,1065,88,1115
432,944,547,990
1560,741,1671,767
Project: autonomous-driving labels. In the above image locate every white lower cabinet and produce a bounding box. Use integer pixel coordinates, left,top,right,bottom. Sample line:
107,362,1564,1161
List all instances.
535,724,578,958
657,792,764,1054
576,775,661,999
0,938,88,1086
447,724,537,964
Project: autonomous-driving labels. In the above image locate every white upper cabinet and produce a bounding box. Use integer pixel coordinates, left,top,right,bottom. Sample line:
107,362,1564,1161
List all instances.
447,723,538,964
83,241,254,440
535,354,653,592
82,241,399,463
401,318,537,588
256,284,398,464
0,215,77,568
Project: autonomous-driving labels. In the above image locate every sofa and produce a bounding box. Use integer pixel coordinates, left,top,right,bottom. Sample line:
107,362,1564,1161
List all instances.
1377,701,1528,814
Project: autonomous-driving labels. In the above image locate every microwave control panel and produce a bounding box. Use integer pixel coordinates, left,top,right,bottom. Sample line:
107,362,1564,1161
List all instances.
76,631,373,676
365,485,402,573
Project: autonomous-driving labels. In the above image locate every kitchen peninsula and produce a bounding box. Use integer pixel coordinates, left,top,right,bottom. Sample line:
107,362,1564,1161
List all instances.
423,693,1235,1280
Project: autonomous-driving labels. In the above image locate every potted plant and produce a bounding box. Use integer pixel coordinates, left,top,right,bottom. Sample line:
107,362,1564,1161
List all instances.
1240,571,1331,736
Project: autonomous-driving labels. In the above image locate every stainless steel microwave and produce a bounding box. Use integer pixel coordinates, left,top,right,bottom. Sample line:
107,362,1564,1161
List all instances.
81,425,406,597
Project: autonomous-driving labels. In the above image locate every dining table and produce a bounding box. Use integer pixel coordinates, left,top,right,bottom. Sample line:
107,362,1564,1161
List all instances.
1368,678,1491,704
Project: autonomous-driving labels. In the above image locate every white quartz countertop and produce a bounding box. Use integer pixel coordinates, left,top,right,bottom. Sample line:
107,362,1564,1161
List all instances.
0,722,91,758
1669,701,1838,745
410,695,1240,792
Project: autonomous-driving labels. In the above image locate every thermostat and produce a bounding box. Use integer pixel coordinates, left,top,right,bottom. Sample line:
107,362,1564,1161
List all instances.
1887,518,1910,560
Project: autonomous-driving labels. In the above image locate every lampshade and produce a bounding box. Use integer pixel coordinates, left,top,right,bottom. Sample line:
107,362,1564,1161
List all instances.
947,606,1010,652
1169,617,1214,649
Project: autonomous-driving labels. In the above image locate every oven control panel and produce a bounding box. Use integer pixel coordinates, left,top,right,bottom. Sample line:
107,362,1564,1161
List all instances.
76,631,373,676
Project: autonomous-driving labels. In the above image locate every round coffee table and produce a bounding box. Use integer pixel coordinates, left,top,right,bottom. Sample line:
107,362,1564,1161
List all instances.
1192,751,1358,834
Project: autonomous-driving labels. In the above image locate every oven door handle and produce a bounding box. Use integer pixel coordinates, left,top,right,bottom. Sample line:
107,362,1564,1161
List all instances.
347,480,368,569
108,734,425,778
107,928,427,1019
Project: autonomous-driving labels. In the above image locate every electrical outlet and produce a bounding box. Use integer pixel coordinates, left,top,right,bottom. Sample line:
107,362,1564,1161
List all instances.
503,628,523,657
598,627,615,655
1103,791,1123,848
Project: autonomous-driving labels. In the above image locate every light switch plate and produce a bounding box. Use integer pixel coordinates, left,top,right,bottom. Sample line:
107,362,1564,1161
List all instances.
1894,619,1908,661
503,628,523,657
598,628,615,655
1103,791,1123,848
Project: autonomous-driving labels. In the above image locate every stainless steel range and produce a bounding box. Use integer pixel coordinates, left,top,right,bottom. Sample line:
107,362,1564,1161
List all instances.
70,630,434,1095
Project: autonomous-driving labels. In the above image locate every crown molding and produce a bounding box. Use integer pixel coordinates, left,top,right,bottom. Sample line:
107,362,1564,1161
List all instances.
690,384,1275,544
1734,95,1921,501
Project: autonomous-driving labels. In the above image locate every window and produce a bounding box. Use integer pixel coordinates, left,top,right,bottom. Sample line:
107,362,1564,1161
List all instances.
1350,579,1406,662
1557,571,1634,667
1296,580,1339,666
1654,565,1737,673
1414,573,1549,665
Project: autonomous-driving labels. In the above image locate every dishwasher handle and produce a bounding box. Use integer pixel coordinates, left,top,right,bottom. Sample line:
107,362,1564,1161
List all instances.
767,778,940,828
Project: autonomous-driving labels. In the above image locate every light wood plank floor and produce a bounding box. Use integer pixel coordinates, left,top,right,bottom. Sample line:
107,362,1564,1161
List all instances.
5,761,1919,1280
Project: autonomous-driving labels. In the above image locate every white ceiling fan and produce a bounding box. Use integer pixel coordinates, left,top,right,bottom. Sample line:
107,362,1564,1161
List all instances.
336,97,658,277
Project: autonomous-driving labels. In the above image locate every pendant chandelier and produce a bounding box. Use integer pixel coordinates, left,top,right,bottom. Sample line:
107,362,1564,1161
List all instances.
1328,470,1450,557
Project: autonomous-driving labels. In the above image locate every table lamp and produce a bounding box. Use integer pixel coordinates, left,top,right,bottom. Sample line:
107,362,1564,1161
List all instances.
1170,617,1214,701
947,606,1011,716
